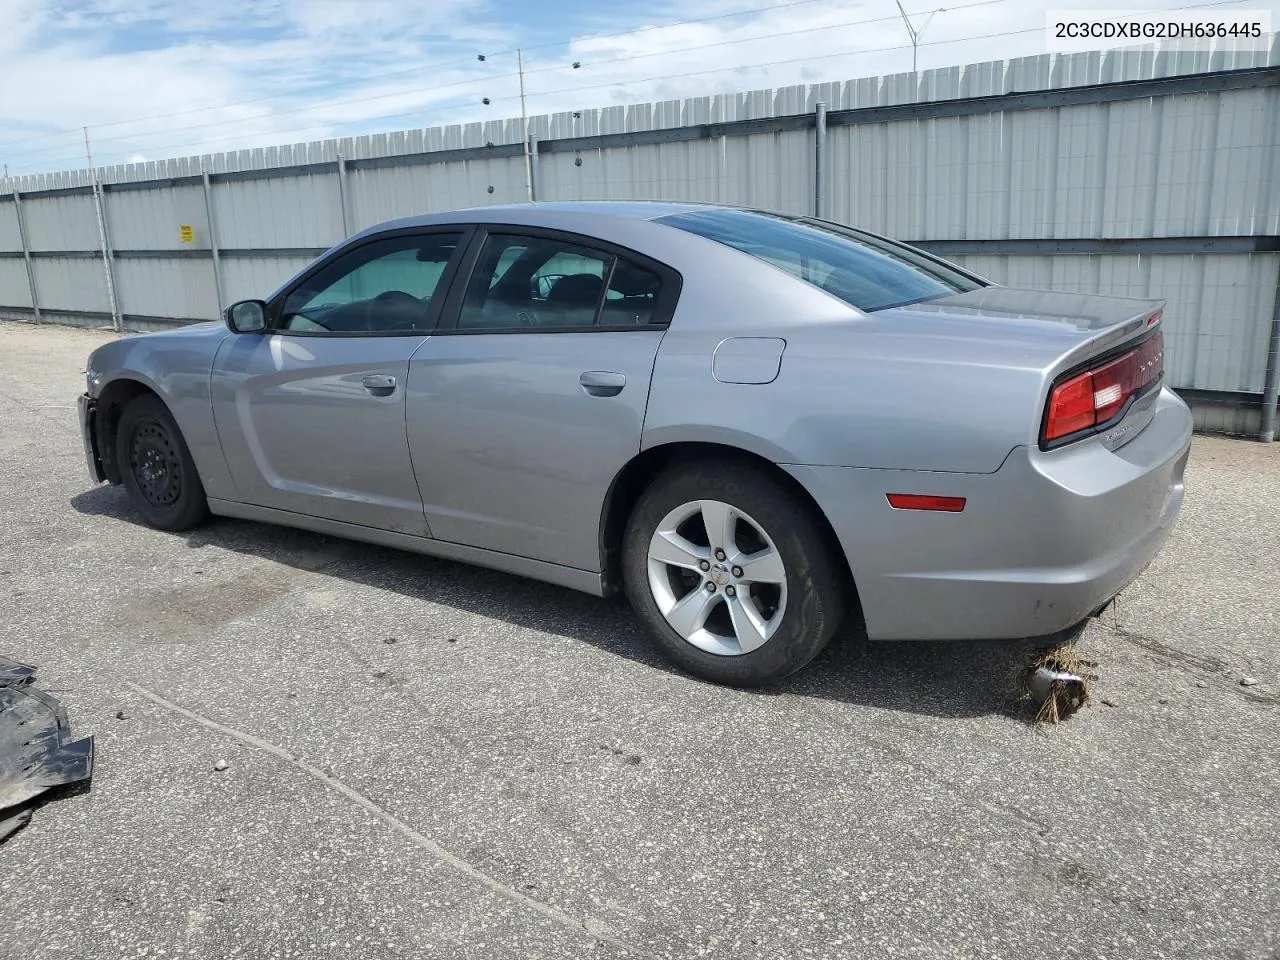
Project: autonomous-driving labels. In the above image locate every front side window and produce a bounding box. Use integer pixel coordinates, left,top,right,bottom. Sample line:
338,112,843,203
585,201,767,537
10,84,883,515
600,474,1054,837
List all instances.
658,209,982,312
458,234,666,330
280,233,462,333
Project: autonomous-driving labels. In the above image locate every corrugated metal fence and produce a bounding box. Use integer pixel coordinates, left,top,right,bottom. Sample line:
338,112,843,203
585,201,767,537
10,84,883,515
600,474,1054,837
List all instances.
3,40,1279,437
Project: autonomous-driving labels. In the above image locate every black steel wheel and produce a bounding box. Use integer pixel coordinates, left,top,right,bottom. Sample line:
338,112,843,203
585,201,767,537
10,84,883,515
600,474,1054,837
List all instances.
129,421,184,508
115,394,210,531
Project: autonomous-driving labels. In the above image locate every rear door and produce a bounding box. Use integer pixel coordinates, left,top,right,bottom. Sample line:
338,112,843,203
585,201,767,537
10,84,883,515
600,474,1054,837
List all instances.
405,227,681,571
211,229,467,534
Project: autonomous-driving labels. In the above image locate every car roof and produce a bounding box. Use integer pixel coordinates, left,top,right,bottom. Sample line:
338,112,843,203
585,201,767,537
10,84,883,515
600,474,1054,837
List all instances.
282,200,867,335
368,200,726,234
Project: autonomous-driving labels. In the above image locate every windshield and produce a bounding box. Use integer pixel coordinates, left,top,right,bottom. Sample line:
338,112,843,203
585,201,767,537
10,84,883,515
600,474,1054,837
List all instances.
659,208,984,312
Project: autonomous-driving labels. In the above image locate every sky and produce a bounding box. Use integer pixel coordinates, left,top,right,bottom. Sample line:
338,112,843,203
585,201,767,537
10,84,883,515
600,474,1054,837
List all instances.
0,0,1276,175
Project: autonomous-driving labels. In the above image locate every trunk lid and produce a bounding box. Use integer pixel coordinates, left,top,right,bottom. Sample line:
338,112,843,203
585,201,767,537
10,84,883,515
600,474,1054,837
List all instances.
886,286,1163,360
875,286,1167,450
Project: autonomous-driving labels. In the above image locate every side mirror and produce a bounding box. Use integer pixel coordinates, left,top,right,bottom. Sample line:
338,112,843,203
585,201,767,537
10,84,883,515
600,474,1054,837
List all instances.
224,299,267,333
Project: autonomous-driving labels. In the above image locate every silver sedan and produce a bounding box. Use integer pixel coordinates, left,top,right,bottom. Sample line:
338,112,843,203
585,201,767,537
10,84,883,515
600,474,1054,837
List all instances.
78,202,1191,686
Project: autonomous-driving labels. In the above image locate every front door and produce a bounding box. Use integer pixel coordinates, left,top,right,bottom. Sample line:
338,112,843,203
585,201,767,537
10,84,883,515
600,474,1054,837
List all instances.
406,228,680,570
211,229,466,534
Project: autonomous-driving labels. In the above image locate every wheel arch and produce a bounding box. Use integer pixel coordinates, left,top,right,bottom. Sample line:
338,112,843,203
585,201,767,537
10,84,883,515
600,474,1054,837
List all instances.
598,441,861,619
95,377,165,483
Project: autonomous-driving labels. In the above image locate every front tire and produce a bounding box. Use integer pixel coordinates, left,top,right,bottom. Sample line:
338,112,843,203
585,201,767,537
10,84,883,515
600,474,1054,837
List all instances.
115,394,210,531
623,459,845,687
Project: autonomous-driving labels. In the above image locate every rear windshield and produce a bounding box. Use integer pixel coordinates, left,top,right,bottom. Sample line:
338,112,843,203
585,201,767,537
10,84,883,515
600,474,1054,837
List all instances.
659,208,983,312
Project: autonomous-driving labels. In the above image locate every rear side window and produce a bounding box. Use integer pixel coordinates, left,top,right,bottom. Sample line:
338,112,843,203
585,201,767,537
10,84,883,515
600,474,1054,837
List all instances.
458,233,668,330
659,208,982,312
601,258,662,326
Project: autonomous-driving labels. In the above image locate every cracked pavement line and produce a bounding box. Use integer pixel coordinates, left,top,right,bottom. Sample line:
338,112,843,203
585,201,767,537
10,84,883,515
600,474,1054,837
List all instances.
123,680,648,958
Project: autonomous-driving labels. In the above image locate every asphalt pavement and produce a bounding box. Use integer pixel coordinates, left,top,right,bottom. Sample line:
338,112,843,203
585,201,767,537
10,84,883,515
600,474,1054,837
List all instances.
0,319,1276,960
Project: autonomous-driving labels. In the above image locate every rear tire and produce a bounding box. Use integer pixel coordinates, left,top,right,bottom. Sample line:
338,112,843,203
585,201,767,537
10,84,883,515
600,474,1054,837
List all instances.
623,459,845,687
116,394,210,532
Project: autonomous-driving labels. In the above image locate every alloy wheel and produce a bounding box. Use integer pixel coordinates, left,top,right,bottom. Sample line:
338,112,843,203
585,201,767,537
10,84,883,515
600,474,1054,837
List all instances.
646,499,788,656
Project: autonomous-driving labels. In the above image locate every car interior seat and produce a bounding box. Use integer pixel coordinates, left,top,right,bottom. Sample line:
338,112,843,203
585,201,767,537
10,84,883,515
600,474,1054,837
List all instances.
544,273,604,326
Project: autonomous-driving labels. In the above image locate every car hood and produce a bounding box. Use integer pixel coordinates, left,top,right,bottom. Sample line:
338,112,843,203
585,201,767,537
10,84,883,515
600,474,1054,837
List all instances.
86,320,231,392
136,320,229,340
90,321,228,363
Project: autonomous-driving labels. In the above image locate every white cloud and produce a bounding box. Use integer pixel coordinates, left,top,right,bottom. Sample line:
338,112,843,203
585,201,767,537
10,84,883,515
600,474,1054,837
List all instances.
1,0,1276,174
0,0,508,170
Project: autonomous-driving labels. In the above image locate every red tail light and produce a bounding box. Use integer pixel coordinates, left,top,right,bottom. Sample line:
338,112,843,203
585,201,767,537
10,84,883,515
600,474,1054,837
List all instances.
1043,331,1163,446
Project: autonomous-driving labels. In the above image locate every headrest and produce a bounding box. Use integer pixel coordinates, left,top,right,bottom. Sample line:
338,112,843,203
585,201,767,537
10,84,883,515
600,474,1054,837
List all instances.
547,273,603,305
609,262,659,297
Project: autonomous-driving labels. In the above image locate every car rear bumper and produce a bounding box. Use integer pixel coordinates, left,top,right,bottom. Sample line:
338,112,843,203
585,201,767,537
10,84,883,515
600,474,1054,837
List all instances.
785,386,1192,641
78,394,106,484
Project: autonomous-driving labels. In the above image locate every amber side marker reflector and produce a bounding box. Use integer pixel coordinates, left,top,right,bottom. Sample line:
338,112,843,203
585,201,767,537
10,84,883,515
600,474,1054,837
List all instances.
886,494,967,512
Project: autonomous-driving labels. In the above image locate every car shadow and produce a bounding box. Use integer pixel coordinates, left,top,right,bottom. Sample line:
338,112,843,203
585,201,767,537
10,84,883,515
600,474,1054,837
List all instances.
71,485,1048,721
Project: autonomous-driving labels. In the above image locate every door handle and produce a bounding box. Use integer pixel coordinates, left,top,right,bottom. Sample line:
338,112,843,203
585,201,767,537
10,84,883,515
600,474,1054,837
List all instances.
579,370,626,397
362,374,397,395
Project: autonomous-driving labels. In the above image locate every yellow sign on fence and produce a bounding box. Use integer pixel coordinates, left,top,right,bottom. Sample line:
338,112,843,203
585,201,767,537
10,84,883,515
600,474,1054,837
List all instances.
179,224,194,244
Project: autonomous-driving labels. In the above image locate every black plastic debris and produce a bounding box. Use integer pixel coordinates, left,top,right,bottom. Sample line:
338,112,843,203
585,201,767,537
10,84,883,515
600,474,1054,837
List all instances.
0,660,35,684
0,658,94,842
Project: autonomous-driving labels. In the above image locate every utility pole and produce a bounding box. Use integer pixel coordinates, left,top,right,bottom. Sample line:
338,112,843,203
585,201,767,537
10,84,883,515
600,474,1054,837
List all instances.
895,1,940,75
84,127,121,332
518,48,533,202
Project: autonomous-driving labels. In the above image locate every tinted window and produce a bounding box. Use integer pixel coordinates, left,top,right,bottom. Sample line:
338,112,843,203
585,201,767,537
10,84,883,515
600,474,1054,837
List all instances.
532,248,608,300
460,234,663,330
460,235,610,329
659,209,981,312
489,243,528,288
281,233,462,333
601,258,662,326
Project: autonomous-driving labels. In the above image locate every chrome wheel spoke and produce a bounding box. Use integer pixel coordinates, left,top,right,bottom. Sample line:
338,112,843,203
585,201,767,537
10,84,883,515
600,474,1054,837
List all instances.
665,586,721,639
735,546,786,585
698,499,737,554
649,531,709,571
727,594,771,653
646,497,788,657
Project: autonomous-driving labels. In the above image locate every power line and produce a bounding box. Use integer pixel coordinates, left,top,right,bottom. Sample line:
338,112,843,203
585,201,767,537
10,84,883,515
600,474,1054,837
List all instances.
12,0,1256,172
0,62,507,152
512,0,1262,105
16,21,1057,170
532,0,1005,80
515,27,1047,105
519,0,849,55
0,0,848,150
1,0,1006,163
2,71,516,159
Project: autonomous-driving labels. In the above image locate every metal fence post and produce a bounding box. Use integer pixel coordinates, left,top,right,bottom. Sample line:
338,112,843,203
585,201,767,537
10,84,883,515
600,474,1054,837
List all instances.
529,135,540,201
1259,281,1280,442
518,48,533,202
814,101,827,219
336,154,351,237
12,190,40,324
201,169,224,316
83,128,121,332
91,182,121,332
